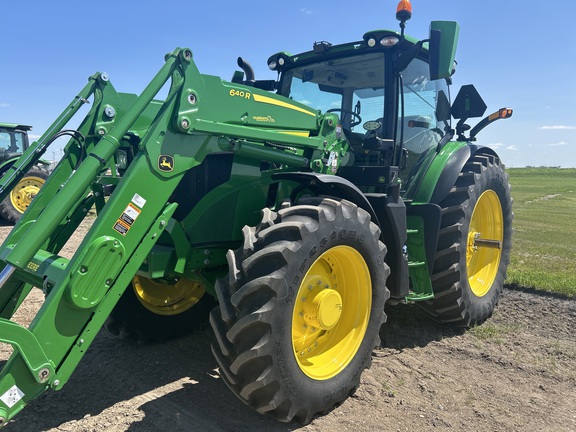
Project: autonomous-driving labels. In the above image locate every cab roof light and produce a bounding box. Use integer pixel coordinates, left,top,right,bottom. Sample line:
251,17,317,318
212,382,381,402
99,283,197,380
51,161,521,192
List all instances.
396,0,412,35
396,0,412,21
380,36,400,47
365,33,399,48
267,54,290,71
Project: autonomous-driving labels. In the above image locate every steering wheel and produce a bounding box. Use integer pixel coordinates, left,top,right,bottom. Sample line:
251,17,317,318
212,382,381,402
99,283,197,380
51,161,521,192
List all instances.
326,109,362,128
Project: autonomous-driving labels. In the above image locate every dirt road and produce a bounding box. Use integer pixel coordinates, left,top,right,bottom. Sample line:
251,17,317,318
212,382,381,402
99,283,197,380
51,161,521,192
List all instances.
0,223,574,432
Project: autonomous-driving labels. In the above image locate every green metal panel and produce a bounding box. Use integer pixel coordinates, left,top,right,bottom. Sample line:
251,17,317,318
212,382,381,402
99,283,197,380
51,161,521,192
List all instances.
65,236,126,309
410,141,468,205
405,218,434,301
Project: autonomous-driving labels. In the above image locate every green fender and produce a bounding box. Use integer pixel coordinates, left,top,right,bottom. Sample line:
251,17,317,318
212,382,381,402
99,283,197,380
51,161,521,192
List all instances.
412,141,499,205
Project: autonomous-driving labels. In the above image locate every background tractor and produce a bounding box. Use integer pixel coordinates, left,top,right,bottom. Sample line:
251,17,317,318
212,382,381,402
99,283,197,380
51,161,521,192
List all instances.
0,123,50,223
0,1,512,426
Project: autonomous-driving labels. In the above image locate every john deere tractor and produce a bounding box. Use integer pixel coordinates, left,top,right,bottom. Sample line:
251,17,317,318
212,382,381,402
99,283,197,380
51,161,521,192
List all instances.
0,123,49,223
0,1,512,426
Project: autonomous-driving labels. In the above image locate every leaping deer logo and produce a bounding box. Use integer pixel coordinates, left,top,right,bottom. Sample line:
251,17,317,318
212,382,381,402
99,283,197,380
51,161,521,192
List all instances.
158,155,174,172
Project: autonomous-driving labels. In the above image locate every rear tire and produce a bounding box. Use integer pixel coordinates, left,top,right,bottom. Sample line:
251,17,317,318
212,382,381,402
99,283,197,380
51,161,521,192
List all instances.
0,165,49,223
210,198,389,423
420,152,512,326
105,275,216,343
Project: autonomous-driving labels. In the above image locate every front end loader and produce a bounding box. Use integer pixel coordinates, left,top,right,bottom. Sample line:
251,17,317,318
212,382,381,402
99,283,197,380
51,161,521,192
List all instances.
0,1,513,426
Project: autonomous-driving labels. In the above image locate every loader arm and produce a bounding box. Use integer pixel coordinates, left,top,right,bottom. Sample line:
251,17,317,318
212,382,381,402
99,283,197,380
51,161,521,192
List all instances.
0,48,191,425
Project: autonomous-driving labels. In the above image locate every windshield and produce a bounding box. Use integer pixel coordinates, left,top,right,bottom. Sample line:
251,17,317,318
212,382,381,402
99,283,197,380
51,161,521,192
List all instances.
0,130,26,153
280,52,386,132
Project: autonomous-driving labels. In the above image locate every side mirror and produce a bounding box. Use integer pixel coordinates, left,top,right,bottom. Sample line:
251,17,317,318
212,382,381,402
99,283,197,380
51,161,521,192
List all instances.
428,21,460,80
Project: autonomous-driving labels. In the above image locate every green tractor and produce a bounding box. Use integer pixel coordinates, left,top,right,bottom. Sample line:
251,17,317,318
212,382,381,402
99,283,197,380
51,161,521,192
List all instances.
0,123,50,223
0,1,513,426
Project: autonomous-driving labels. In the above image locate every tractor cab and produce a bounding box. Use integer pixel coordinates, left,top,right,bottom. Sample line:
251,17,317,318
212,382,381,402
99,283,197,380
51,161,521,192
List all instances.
272,41,450,199
264,9,459,199
0,123,31,159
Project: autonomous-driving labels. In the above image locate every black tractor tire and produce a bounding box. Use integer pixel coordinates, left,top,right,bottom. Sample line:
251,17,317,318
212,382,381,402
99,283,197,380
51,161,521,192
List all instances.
210,197,390,423
419,152,512,326
0,165,49,224
104,276,217,343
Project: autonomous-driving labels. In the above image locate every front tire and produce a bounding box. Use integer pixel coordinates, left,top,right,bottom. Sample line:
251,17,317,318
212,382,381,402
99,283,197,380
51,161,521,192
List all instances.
0,165,49,223
420,152,513,326
210,198,389,423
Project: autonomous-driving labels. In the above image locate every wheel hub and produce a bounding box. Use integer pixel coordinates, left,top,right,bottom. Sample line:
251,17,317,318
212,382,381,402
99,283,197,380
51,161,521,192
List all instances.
303,286,342,331
468,231,502,253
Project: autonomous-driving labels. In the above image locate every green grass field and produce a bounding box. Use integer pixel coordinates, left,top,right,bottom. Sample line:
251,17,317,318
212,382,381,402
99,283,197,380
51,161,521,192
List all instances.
506,168,576,297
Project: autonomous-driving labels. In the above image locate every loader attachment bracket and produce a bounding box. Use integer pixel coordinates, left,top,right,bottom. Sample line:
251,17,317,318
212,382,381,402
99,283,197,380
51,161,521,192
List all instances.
0,319,55,384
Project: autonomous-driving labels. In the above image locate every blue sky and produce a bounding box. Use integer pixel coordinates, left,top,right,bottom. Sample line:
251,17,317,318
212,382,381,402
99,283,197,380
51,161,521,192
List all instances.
1,1,575,167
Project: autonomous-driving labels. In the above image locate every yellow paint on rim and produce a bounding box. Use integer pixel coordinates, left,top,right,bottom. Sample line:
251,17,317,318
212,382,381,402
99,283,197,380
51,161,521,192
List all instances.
292,245,372,380
133,275,205,316
252,94,317,117
466,190,504,297
10,176,45,214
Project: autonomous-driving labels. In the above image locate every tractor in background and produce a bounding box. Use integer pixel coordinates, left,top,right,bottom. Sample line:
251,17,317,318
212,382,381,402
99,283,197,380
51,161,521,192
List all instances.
0,123,50,223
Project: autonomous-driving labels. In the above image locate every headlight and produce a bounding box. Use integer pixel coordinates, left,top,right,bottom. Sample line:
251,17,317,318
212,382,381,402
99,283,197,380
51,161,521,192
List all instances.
117,150,128,169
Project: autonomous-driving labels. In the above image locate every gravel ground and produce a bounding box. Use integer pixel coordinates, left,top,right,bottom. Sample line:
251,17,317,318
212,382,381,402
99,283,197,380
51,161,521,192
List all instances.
1,221,574,432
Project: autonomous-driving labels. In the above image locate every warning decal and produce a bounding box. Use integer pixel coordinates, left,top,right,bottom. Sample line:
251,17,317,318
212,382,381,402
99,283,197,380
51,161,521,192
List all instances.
120,203,140,226
1,385,24,408
113,203,142,236
113,220,130,236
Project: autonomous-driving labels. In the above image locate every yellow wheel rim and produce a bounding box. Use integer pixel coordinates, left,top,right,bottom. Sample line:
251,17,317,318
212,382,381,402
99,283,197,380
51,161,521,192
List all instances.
9,176,45,214
133,275,205,316
292,245,372,380
466,190,503,297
